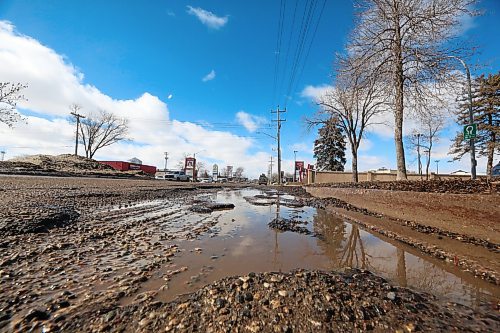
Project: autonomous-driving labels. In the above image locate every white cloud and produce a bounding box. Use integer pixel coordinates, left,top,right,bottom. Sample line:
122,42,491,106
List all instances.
291,142,312,154
202,69,216,82
235,111,266,133
301,84,333,101
0,21,270,178
186,6,228,30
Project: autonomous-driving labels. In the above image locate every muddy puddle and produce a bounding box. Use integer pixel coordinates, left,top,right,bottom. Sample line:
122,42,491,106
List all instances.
121,189,499,309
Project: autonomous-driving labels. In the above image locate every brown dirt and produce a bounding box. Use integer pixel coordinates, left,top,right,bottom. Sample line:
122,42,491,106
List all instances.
305,186,500,285
306,187,500,244
0,154,147,178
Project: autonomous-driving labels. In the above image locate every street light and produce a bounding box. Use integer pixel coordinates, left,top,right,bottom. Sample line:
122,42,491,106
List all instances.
192,150,206,181
446,55,476,180
435,160,440,175
193,149,206,159
293,150,298,182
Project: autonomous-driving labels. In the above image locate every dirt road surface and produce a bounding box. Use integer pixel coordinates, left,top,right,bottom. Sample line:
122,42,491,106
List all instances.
0,176,498,332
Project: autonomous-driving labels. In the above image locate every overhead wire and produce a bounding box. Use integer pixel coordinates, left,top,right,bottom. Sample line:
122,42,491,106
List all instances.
284,0,317,108
277,0,299,101
272,0,287,107
289,0,327,107
271,0,327,109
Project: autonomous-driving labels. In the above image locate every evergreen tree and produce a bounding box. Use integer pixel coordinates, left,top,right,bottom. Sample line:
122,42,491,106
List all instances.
450,73,500,177
313,119,346,171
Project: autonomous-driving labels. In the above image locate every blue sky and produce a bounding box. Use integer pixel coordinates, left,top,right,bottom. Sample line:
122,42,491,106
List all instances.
0,0,499,176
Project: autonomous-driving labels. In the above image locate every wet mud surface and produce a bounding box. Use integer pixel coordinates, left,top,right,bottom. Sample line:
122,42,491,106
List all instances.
0,177,498,332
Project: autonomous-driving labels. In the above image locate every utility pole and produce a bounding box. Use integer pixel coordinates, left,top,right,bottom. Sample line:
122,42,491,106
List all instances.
293,150,298,182
0,151,5,161
268,155,274,185
70,104,85,156
271,106,286,185
164,152,169,171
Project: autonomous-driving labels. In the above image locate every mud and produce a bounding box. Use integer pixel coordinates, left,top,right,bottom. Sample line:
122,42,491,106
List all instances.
305,186,500,285
0,176,499,332
308,178,498,194
67,269,499,333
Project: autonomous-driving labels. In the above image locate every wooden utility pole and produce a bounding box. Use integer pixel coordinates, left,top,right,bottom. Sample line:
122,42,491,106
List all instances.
70,105,85,156
271,106,286,185
268,155,274,185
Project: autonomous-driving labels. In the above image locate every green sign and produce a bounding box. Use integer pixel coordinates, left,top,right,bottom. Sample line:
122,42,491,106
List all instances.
463,124,477,140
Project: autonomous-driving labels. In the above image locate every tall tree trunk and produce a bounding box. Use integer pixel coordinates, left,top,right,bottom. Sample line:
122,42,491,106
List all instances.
351,148,359,183
394,92,407,180
425,142,432,180
393,25,407,180
486,114,495,178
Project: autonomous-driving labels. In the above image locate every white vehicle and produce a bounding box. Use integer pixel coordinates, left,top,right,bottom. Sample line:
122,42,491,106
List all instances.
162,170,189,181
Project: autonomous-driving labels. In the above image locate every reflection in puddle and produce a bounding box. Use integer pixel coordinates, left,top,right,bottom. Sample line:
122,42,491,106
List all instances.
128,189,499,309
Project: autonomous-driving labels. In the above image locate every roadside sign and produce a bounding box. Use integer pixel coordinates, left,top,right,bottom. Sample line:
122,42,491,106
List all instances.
295,161,304,170
463,124,477,140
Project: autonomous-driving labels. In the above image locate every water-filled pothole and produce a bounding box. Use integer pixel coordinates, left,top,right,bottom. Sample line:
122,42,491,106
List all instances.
123,189,499,309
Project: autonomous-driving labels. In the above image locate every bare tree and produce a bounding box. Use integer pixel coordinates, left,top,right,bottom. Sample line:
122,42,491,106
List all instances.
347,0,476,180
406,132,424,177
234,167,244,179
0,82,27,127
421,111,446,178
309,63,387,182
406,108,446,179
79,110,129,159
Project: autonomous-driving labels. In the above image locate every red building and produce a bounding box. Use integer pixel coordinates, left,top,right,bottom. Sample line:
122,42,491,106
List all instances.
99,161,157,175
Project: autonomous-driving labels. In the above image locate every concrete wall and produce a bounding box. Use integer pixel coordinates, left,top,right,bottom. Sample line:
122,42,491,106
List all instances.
312,171,478,184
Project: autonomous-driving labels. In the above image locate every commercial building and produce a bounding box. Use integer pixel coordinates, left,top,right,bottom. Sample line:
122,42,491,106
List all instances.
99,159,157,175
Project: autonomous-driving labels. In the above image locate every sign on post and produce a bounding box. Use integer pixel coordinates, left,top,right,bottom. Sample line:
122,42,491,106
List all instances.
185,157,196,178
212,164,218,182
463,124,477,140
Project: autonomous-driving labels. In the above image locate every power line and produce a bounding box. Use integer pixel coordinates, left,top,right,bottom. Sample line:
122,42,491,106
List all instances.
288,0,327,108
284,0,317,107
272,0,287,106
278,0,299,101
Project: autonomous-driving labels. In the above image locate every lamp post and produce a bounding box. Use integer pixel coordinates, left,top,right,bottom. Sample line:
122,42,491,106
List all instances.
446,56,476,180
192,150,206,181
164,152,168,171
293,150,298,182
435,160,440,175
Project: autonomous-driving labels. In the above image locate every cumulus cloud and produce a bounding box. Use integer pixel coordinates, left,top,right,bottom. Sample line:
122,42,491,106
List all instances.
0,21,269,177
202,69,216,82
300,84,333,101
186,6,228,29
290,142,312,154
235,111,266,132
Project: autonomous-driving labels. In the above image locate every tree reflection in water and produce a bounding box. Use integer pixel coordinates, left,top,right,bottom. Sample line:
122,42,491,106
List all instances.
313,209,374,270
313,209,461,298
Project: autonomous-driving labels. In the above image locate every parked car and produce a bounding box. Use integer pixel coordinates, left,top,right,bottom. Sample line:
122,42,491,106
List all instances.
493,162,500,178
258,174,268,185
164,170,189,181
